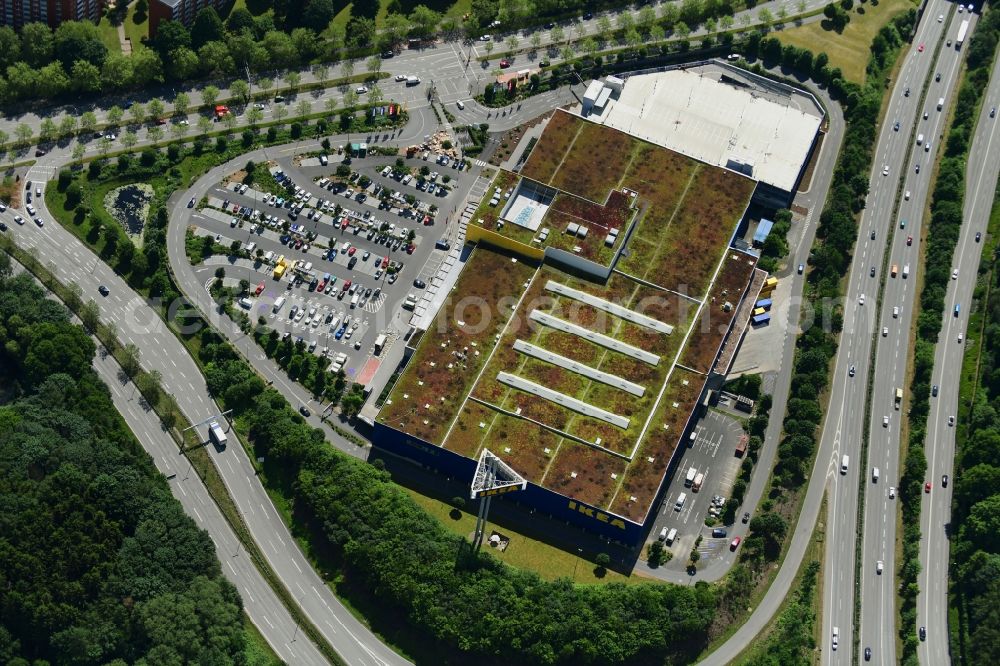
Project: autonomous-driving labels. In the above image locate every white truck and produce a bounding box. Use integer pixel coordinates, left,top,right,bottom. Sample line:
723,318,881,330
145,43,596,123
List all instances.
208,420,228,448
405,75,420,86
957,18,970,47
685,467,697,487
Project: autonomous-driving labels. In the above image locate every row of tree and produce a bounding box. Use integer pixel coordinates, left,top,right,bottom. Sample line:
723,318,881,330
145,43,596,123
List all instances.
902,6,1000,664
0,264,247,664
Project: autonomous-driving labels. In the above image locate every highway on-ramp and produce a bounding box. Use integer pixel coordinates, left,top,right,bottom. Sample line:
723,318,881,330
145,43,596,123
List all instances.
918,44,1000,665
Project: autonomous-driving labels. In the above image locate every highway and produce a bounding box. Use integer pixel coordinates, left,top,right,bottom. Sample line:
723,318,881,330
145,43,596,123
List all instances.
918,44,1000,665
856,6,975,664
1,169,410,665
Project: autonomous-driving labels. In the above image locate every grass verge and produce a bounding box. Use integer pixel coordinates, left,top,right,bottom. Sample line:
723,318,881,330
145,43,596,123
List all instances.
779,0,919,83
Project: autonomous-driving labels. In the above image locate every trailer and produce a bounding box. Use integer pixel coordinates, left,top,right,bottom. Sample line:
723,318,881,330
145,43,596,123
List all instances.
374,333,387,355
755,298,772,310
752,312,771,326
957,19,970,47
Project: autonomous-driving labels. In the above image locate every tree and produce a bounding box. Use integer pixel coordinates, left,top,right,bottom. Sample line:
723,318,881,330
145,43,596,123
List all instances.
639,6,657,29
58,116,77,139
121,131,137,149
247,106,263,126
71,59,101,93
284,70,301,90
303,0,335,31
121,342,142,377
107,105,124,126
147,126,164,143
71,142,86,161
153,20,191,58
366,55,382,75
197,116,213,136
20,22,54,68
258,76,274,100
231,78,250,103
506,34,519,51
597,15,612,42
550,25,565,43
201,85,220,108
172,92,190,118
530,32,542,50
147,98,166,122
191,6,224,48
340,59,355,81
129,102,146,126
15,123,33,146
296,99,312,117
409,5,442,37
273,104,288,124
484,41,494,57
80,111,98,134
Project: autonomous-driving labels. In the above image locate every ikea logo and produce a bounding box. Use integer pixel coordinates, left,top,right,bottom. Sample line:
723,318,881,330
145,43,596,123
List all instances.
567,501,627,530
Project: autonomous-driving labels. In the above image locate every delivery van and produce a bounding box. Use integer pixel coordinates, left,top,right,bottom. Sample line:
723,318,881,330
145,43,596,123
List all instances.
674,493,687,511
841,455,850,474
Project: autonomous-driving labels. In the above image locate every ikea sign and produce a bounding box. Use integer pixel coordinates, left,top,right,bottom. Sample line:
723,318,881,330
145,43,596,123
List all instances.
567,501,627,530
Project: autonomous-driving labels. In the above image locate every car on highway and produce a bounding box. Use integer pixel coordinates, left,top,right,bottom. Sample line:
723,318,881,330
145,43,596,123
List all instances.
915,164,920,173
870,266,876,277
889,486,896,499
742,512,751,524
932,384,939,397
882,165,890,176
919,626,926,641
188,197,195,207
729,537,741,551
936,72,941,82
907,235,913,245
865,646,872,660
893,120,900,131
948,415,955,426
98,285,109,296
925,481,932,493
883,326,889,336
942,474,949,487
849,365,855,377
883,415,889,427
918,42,925,52
938,13,943,21
952,268,959,279
859,294,866,305
797,263,804,274
904,87,910,96
876,560,883,574
299,405,311,417
976,231,982,242
905,190,910,200
871,229,876,240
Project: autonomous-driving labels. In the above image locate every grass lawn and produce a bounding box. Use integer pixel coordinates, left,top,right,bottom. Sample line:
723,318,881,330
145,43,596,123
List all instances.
778,0,918,83
243,615,284,666
96,16,121,54
124,4,149,48
402,488,641,585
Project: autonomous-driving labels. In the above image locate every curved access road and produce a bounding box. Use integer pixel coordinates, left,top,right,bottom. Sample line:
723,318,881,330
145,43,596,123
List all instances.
3,156,410,666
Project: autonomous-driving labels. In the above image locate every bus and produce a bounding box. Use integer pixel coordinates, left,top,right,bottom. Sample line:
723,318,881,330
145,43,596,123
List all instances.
374,333,387,356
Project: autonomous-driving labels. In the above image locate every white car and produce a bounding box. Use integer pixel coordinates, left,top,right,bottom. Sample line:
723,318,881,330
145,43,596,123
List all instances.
395,74,407,82
952,268,959,279
888,486,896,499
882,165,890,176
356,86,369,94
938,13,944,21
883,415,889,427
883,326,889,336
479,34,492,41
905,190,910,200
876,560,884,574
859,294,866,305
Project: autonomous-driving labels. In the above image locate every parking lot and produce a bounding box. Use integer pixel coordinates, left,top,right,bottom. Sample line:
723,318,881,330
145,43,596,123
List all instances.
647,409,747,565
184,150,475,388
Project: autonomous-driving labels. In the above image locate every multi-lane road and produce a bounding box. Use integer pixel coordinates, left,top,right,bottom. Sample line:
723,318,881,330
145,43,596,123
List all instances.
918,44,1000,666
855,5,975,663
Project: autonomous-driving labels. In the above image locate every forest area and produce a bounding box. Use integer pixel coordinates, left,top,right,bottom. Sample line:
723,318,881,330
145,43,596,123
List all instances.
0,256,249,665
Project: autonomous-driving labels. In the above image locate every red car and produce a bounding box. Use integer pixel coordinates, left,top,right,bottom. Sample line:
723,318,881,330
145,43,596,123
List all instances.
925,481,932,493
499,59,511,68
341,218,350,230
342,279,352,291
156,118,167,125
254,281,265,296
918,43,925,52
907,236,913,246
382,256,390,268
347,246,357,256
730,537,742,551
406,243,415,254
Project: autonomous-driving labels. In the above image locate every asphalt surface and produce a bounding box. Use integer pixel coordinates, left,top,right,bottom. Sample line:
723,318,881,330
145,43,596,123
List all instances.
853,5,974,664
805,2,970,662
2,168,409,664
917,45,1000,666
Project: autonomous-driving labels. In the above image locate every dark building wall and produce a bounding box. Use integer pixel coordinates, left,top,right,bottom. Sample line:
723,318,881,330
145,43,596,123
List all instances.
372,421,644,544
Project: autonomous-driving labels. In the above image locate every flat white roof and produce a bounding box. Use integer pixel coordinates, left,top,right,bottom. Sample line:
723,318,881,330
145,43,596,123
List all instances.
513,339,646,397
592,69,821,193
584,79,606,102
497,372,631,429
